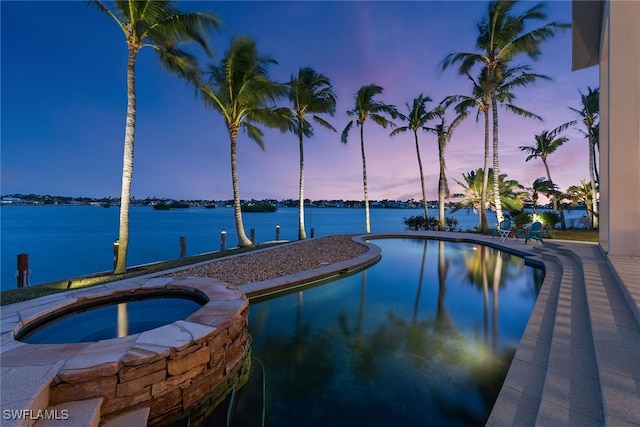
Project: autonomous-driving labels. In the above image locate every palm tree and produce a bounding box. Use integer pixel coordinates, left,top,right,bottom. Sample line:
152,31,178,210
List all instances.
448,69,491,232
519,126,569,212
567,179,597,228
426,102,469,230
567,87,599,228
449,64,547,230
87,0,221,274
341,84,397,233
454,169,485,225
390,94,434,220
287,67,337,240
453,168,525,228
199,36,289,247
552,189,572,229
527,177,557,215
442,0,567,223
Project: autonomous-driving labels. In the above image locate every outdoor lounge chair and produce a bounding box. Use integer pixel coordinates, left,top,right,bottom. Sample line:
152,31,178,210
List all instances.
523,221,545,244
492,220,512,239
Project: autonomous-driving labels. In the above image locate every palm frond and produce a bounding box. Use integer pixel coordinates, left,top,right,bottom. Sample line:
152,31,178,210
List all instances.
554,120,577,134
441,52,485,74
86,0,127,33
146,9,221,57
242,122,266,150
502,104,542,120
312,115,337,132
390,126,410,137
341,120,354,144
370,114,395,129
154,46,200,81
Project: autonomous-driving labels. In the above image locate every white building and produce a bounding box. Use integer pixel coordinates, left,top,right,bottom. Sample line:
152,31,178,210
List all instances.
572,0,640,258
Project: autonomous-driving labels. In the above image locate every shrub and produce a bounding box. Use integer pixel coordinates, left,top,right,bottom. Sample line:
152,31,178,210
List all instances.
403,215,451,231
445,217,459,232
538,211,560,228
512,211,533,229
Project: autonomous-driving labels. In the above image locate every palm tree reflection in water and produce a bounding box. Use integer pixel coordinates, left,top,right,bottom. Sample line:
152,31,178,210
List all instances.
230,239,541,426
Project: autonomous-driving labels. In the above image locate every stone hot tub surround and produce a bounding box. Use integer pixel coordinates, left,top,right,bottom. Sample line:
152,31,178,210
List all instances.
1,277,251,427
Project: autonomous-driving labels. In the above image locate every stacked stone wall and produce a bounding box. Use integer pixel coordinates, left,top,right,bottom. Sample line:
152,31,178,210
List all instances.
44,280,252,426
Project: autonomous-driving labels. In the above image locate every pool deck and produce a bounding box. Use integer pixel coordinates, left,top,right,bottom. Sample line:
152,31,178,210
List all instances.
1,232,639,426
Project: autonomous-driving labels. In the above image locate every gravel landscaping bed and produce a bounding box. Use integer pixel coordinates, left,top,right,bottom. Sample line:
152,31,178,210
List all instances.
166,235,369,286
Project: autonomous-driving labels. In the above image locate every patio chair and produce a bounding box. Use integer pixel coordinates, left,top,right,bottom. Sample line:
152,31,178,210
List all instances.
523,222,545,244
492,220,512,239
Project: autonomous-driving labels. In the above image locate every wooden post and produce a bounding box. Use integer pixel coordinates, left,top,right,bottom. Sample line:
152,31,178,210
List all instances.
311,228,315,238
275,224,280,241
250,228,255,244
17,253,29,288
113,240,119,272
220,229,227,251
179,236,187,258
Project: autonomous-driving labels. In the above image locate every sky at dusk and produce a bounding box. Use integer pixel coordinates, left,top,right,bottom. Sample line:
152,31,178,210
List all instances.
1,1,599,202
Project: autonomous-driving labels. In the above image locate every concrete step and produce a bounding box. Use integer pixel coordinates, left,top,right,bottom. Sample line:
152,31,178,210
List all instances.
534,253,603,426
100,407,149,427
485,251,562,426
33,398,102,427
0,363,62,427
566,245,640,426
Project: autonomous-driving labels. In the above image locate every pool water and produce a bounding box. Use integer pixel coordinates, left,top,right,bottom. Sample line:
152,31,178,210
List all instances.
221,238,544,427
19,295,204,344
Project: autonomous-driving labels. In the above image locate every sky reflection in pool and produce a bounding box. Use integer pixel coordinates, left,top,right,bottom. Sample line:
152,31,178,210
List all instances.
20,296,203,344
237,238,544,426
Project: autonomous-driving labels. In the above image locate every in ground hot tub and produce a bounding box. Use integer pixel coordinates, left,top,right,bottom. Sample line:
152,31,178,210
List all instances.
16,290,205,344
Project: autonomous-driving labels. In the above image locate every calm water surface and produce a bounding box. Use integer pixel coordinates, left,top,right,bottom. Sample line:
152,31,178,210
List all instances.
1,205,572,290
20,296,203,344
219,238,543,427
0,205,490,290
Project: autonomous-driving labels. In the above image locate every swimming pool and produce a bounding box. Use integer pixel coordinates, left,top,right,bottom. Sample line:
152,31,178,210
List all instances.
211,238,544,426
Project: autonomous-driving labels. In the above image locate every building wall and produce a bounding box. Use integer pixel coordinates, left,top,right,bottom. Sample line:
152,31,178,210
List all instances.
599,0,640,256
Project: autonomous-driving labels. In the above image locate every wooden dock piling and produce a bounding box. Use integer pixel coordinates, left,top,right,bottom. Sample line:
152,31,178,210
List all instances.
17,253,29,288
180,236,187,258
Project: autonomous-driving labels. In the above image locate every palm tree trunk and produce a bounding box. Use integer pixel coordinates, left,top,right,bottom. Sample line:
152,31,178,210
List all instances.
438,136,446,231
229,125,253,247
491,96,503,223
115,47,138,275
298,130,307,240
360,125,370,233
543,159,557,212
490,70,504,223
592,142,600,183
588,132,599,228
480,109,490,232
414,131,429,220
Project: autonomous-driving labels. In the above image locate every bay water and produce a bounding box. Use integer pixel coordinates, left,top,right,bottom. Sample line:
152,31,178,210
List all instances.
0,205,581,291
